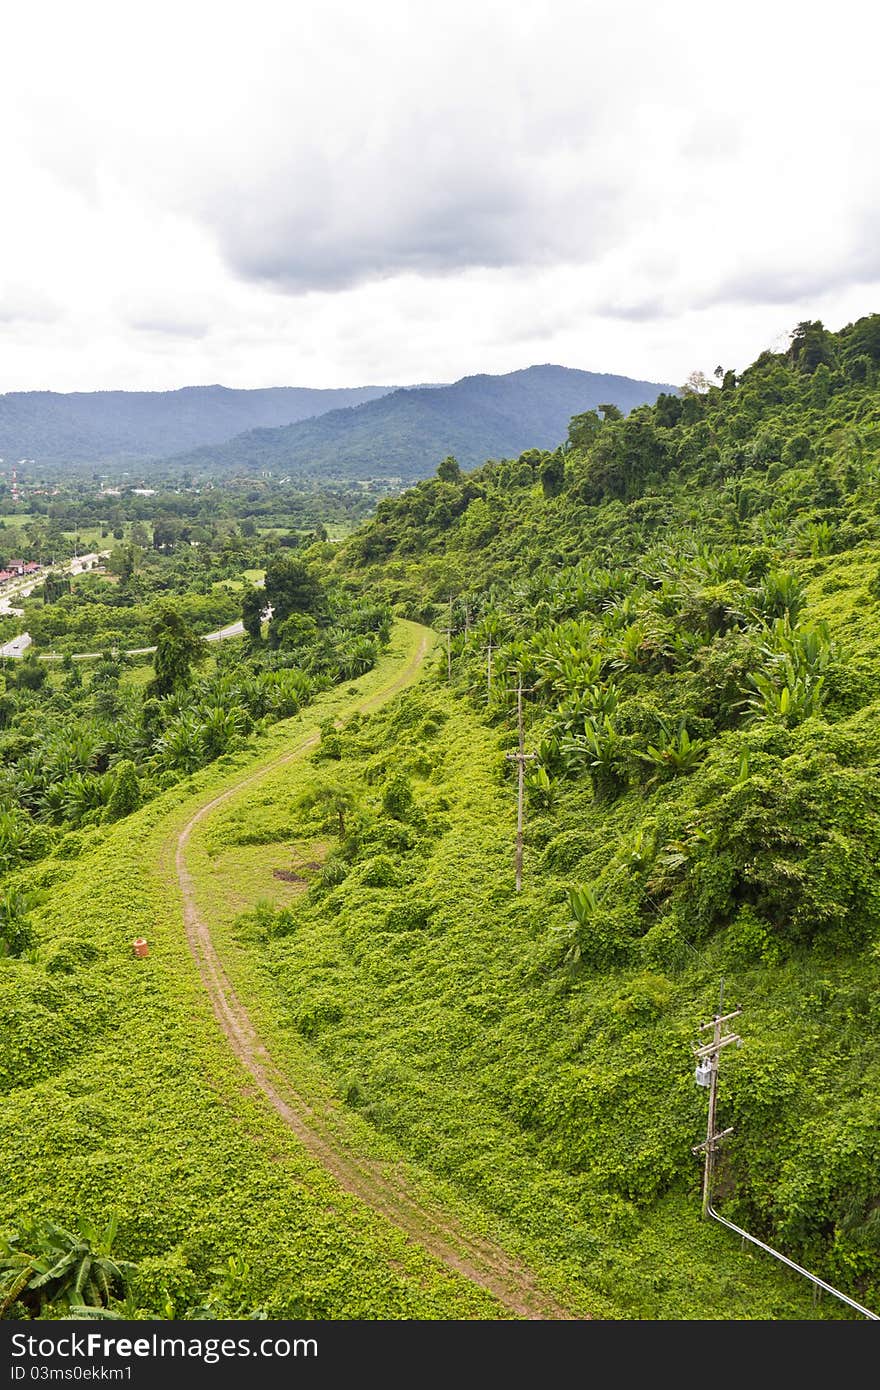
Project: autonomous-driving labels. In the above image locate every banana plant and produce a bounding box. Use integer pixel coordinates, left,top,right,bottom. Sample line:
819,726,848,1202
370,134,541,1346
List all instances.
760,615,831,676
525,764,556,810
563,715,626,799
745,668,824,723
755,568,805,621
551,883,601,968
637,720,708,782
0,1215,134,1317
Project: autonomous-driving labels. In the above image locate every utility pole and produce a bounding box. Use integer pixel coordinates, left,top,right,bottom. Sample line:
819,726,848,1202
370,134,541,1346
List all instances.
505,680,536,892
439,593,454,683
692,980,743,1219
689,990,879,1320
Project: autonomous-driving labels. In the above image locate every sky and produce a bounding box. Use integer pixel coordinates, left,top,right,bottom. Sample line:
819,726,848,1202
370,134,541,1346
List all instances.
0,0,878,394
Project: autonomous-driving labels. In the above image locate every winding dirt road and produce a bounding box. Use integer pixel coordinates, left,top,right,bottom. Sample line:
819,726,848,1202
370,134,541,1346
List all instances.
171,627,576,1320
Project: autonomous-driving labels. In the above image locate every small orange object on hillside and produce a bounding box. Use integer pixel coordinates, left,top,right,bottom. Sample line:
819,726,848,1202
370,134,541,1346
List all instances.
132,938,149,958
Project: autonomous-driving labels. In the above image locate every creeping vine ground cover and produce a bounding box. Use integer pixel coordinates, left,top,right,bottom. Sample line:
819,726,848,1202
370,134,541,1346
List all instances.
191,666,866,1317
1,625,506,1319
4,317,880,1319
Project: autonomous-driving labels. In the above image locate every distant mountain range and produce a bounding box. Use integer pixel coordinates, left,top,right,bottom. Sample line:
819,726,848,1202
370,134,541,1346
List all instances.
0,367,678,480
164,366,678,482
0,384,395,469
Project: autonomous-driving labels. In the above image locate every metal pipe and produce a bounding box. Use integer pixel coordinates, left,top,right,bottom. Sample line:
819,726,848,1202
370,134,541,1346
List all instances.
705,1201,879,1321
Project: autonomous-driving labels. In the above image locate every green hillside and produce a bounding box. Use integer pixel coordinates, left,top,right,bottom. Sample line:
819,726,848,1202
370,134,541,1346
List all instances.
2,314,880,1321
165,365,677,482
295,313,879,1313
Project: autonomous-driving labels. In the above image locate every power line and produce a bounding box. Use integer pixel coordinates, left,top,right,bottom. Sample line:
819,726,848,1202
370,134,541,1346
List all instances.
691,981,878,1321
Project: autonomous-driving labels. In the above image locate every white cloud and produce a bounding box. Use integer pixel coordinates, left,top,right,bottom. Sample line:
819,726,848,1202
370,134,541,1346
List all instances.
0,0,877,392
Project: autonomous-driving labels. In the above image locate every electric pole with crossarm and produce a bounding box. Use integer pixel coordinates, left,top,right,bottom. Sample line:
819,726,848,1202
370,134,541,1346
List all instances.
440,593,455,683
692,980,743,1218
505,680,536,892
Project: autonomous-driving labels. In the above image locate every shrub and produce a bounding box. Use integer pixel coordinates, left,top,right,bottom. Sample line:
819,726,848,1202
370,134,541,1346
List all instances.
384,900,432,931
358,855,401,888
381,774,414,819
105,760,141,822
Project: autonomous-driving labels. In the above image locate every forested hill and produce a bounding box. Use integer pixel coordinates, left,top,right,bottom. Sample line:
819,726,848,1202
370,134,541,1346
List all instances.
0,383,394,469
339,316,880,585
163,365,677,481
309,314,880,1308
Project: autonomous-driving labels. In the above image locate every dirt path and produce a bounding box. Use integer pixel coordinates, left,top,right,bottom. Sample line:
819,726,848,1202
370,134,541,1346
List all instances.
172,628,576,1320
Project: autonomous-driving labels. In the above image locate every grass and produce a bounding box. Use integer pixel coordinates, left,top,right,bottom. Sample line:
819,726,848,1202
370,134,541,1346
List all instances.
196,837,325,923
119,659,157,691
212,568,265,594
61,527,109,551
174,641,849,1319
1,622,511,1319
4,602,876,1319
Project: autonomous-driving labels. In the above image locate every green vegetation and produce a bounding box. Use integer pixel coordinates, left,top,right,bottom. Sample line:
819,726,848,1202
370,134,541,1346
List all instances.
0,545,392,882
2,314,880,1320
167,365,676,482
0,628,504,1321
285,313,877,1313
183,678,838,1317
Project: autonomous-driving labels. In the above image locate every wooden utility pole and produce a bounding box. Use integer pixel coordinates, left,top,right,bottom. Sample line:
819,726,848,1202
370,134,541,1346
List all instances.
505,681,536,892
440,593,454,683
692,981,743,1218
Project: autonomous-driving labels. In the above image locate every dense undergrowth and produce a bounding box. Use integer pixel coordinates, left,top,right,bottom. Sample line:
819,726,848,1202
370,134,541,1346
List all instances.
0,553,391,892
3,315,879,1319
280,314,879,1313
193,668,872,1317
0,627,505,1320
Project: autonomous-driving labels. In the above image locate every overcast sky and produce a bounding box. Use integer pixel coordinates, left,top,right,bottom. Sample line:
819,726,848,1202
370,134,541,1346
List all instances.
1,0,877,393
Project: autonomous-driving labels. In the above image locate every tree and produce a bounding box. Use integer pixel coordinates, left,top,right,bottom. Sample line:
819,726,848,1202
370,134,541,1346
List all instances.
680,371,711,396
597,402,623,421
152,515,180,551
107,544,138,585
540,451,566,499
263,556,325,645
437,456,461,483
844,313,880,362
654,393,683,428
788,320,834,374
43,572,71,604
295,774,358,839
241,587,265,643
567,410,601,451
274,612,319,650
13,653,47,691
148,608,206,697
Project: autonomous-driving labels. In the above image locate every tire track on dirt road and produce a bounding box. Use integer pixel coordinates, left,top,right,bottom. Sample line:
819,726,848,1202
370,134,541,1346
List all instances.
171,624,578,1320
